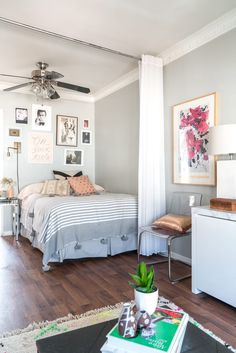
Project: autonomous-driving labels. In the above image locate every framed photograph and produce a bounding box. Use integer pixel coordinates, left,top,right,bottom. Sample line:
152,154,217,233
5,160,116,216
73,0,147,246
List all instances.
81,130,92,145
56,115,78,147
64,149,83,166
173,92,217,185
9,128,21,137
83,119,89,129
15,108,28,124
32,104,52,131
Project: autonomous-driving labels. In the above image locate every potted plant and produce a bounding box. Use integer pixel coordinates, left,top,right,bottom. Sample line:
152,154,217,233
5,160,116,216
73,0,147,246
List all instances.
129,261,158,315
0,177,14,198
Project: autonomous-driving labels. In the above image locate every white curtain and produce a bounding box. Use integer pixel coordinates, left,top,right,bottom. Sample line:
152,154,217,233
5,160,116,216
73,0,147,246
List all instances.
138,55,166,255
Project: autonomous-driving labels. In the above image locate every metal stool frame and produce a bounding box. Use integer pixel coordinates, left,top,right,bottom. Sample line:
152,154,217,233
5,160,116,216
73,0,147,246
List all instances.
138,226,191,283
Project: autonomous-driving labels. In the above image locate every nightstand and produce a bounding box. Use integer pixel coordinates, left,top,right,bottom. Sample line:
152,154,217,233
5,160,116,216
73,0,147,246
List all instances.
0,198,20,240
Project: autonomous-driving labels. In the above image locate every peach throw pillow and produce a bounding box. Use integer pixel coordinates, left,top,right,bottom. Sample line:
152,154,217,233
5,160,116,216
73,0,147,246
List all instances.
152,214,191,234
68,176,97,195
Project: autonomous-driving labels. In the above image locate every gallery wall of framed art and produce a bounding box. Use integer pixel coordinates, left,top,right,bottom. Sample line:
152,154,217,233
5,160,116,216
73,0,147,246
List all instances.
2,92,95,188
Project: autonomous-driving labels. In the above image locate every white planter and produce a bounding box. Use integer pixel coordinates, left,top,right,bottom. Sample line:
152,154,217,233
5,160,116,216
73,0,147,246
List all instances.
134,288,159,315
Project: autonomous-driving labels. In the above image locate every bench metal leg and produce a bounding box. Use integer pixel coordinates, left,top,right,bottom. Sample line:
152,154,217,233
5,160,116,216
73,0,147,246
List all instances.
167,237,191,284
138,230,168,265
138,230,191,283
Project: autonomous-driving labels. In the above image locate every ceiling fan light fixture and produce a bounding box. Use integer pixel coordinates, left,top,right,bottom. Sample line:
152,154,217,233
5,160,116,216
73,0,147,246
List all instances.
31,82,41,95
46,85,56,98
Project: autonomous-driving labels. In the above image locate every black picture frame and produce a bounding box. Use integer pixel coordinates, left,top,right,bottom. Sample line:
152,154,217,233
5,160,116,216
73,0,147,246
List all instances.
15,108,28,124
56,115,78,147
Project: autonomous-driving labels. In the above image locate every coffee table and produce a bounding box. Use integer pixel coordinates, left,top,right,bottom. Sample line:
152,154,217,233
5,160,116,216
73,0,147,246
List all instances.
36,318,231,353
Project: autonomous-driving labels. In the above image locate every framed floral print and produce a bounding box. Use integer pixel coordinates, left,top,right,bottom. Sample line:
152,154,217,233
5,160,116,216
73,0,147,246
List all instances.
173,92,217,185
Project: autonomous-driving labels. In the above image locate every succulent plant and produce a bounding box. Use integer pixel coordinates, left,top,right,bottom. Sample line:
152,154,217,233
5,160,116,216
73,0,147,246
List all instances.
129,261,156,293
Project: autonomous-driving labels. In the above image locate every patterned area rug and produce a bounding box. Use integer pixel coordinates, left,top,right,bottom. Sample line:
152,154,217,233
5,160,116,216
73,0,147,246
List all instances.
0,297,235,353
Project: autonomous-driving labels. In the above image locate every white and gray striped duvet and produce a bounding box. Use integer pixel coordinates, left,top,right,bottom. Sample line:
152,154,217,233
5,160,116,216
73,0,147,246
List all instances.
22,192,138,267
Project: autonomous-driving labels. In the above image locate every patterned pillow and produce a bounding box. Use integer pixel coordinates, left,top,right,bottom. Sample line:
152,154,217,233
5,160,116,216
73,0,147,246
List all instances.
68,176,97,195
53,170,83,180
41,180,70,196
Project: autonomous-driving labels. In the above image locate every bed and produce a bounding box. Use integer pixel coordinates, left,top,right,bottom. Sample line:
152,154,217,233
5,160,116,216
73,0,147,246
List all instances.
20,191,138,270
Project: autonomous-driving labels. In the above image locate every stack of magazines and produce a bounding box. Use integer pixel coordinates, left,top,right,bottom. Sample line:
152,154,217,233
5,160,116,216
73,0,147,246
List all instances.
101,307,189,353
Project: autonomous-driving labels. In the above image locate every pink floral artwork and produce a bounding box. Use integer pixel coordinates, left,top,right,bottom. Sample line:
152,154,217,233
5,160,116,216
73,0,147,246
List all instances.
179,105,210,172
173,93,216,185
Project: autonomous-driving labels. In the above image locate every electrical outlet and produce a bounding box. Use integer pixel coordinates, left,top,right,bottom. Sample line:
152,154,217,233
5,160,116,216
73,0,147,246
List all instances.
189,195,195,206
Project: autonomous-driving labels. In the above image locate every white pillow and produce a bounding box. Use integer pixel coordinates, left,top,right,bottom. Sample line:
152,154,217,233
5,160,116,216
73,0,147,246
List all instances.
18,183,44,200
93,184,105,192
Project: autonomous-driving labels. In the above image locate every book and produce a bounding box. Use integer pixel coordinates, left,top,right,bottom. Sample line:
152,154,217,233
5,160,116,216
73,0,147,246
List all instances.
103,308,189,353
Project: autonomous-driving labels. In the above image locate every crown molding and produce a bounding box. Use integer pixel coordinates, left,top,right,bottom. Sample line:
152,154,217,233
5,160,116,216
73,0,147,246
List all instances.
94,9,236,101
94,68,139,102
0,82,95,103
160,7,236,65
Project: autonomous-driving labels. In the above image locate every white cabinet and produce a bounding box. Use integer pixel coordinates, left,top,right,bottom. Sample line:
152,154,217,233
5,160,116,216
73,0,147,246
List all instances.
192,206,236,307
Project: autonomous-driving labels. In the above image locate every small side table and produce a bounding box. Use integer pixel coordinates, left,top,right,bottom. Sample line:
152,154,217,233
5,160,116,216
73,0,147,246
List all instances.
0,197,20,240
138,226,191,283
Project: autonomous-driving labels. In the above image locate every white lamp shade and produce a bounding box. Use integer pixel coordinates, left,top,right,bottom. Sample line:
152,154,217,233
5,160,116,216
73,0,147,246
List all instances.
217,160,236,198
208,124,236,155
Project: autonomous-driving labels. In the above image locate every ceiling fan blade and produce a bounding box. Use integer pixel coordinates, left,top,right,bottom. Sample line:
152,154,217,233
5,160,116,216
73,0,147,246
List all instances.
0,73,32,80
56,81,90,94
45,71,64,80
50,90,60,99
3,81,34,92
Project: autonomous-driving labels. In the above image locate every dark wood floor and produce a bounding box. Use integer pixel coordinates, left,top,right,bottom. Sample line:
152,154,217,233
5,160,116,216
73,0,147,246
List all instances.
0,236,235,348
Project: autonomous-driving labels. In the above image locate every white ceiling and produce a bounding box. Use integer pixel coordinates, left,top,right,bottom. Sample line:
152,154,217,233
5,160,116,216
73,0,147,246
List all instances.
0,0,235,96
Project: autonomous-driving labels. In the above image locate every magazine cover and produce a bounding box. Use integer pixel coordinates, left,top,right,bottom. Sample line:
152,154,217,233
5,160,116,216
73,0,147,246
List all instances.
107,308,188,353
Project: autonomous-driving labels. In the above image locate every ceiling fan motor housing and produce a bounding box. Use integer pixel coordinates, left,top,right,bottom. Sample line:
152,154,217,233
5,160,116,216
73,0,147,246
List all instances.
32,69,49,79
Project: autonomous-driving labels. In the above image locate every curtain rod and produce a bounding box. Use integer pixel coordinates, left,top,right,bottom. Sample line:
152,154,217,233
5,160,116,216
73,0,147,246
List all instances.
0,16,140,61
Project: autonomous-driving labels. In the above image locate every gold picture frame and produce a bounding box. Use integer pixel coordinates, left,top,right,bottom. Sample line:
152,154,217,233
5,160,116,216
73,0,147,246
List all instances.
9,128,20,137
173,92,217,186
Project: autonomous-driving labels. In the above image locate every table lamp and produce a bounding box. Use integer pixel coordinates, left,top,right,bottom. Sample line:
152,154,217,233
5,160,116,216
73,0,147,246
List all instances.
208,124,236,198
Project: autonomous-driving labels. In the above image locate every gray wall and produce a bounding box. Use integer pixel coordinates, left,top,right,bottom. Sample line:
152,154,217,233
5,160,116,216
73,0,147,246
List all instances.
95,81,139,194
1,92,95,190
164,28,236,259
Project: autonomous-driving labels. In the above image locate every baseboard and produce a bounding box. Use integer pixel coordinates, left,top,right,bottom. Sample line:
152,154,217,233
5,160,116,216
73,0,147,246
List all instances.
171,252,192,266
1,231,13,236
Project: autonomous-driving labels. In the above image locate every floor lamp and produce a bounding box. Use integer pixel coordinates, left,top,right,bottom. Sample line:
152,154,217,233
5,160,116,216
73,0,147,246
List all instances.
208,124,236,198
7,146,20,194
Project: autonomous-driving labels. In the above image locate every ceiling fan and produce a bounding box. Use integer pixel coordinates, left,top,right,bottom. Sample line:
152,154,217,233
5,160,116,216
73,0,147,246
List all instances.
0,62,90,99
